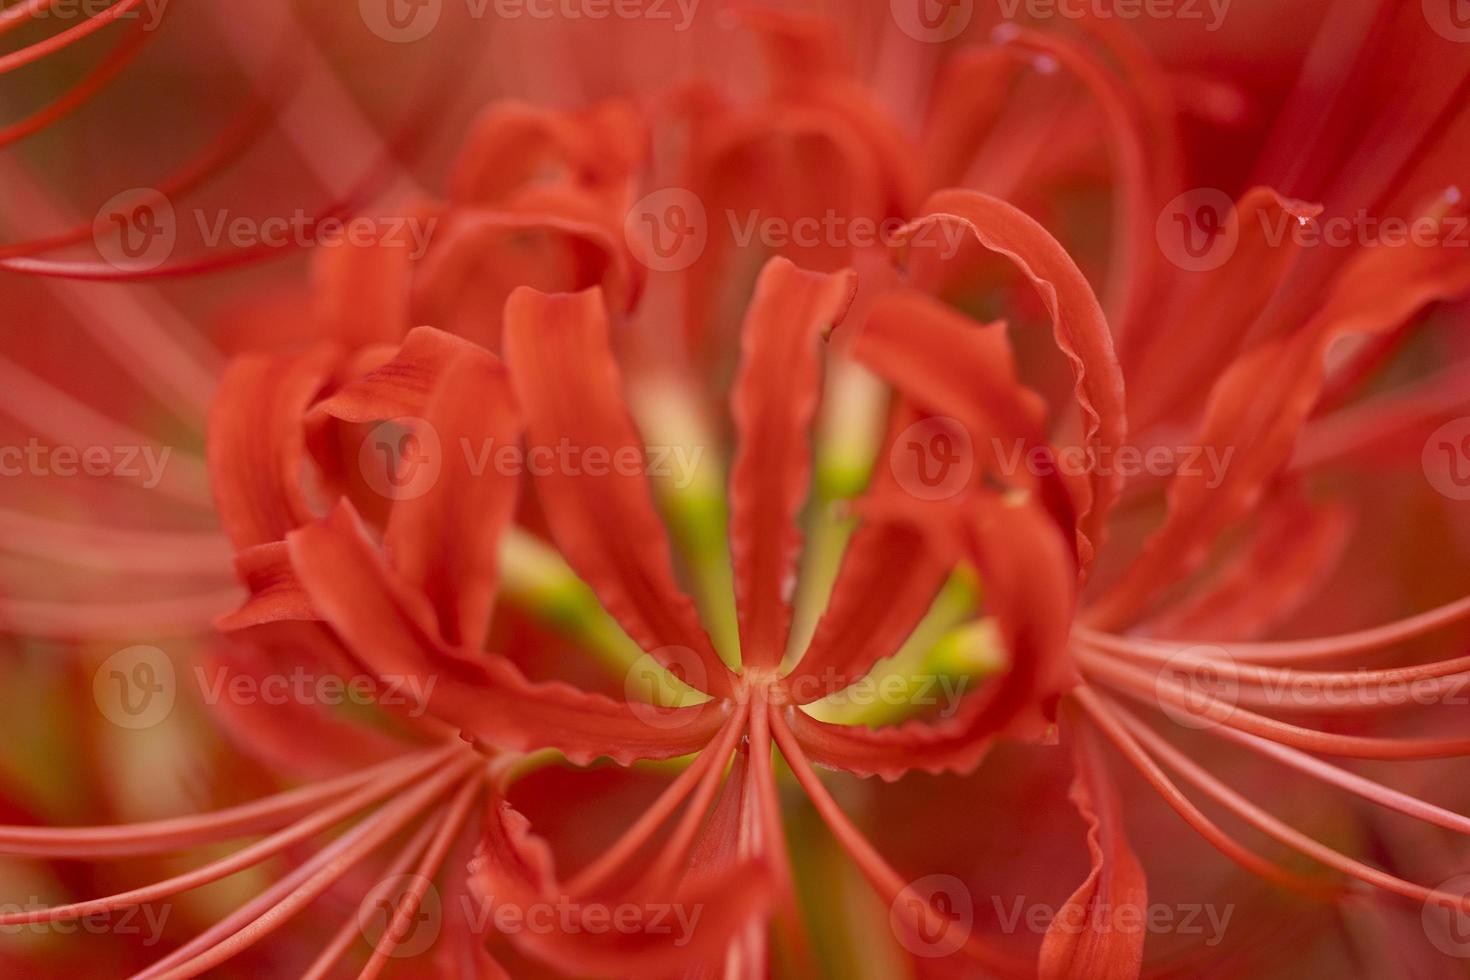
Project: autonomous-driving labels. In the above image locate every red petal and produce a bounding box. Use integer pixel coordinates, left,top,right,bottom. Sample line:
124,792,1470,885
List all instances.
207,344,337,549
728,257,857,669
469,793,772,977
1128,188,1322,431
412,192,637,350
787,492,1077,780
895,189,1128,566
1091,195,1470,629
288,503,727,764
310,236,412,348
380,342,522,649
503,285,734,698
848,287,1077,545
449,99,645,209
783,495,955,704
1038,708,1147,980
216,541,313,631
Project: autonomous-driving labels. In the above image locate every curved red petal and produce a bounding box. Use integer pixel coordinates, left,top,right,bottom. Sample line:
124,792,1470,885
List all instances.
503,285,734,697
728,257,857,669
895,189,1128,567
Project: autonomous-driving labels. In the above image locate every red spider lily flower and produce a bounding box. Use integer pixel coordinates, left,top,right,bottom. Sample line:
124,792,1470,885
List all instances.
5,3,1470,978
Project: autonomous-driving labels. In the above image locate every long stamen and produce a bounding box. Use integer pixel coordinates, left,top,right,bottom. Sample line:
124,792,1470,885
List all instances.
298,809,449,980
768,707,1032,978
0,746,461,926
0,752,430,857
1079,638,1470,713
1072,687,1342,900
1079,649,1470,759
565,718,735,896
0,0,148,75
1207,721,1470,836
641,700,750,893
0,510,232,575
1105,699,1470,914
145,754,482,980
751,702,816,978
0,19,151,149
1075,594,1470,665
0,355,211,506
358,772,486,979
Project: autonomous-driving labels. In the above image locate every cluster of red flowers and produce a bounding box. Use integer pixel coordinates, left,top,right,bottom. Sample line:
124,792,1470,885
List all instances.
2,1,1470,977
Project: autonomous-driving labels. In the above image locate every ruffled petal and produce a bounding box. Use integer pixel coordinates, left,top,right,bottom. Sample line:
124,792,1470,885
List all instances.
895,189,1128,566
413,191,638,351
1038,708,1147,980
787,491,1077,780
783,495,956,703
449,99,645,209
216,541,313,631
288,503,727,763
207,344,337,549
503,285,734,697
1091,194,1470,629
848,287,1077,545
728,257,857,669
380,342,522,649
469,794,772,977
